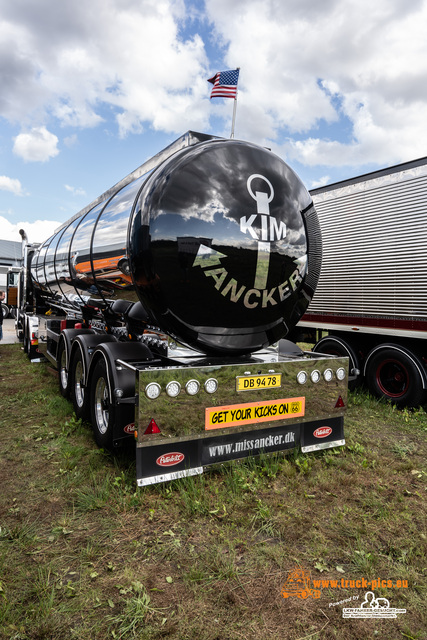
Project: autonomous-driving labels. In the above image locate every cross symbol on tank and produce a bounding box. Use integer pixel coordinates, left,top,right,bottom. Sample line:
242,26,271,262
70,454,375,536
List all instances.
240,174,287,290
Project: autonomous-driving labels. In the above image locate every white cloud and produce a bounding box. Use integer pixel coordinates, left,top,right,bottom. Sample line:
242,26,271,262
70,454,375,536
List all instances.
1,0,427,173
0,0,210,137
13,127,59,162
205,0,427,167
0,215,61,243
310,176,331,190
0,176,25,196
65,184,86,197
63,134,78,148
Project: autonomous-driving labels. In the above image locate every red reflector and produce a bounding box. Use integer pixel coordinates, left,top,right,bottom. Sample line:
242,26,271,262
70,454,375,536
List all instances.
75,322,82,329
144,419,161,435
60,320,67,331
335,396,345,408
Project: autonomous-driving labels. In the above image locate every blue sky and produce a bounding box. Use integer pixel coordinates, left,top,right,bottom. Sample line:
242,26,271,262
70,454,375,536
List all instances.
1,0,427,242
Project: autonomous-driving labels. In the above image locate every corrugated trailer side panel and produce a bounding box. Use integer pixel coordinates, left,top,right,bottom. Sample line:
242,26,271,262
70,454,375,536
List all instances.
305,161,427,336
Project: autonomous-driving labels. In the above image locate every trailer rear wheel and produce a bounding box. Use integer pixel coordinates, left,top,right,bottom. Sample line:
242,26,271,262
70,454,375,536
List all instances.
365,347,426,407
313,336,360,390
90,358,114,449
70,348,90,420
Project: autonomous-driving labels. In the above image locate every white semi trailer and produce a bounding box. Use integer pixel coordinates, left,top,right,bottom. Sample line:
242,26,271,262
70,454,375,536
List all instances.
294,156,427,407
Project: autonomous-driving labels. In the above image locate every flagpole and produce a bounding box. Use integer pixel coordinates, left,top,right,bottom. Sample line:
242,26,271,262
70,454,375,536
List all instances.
230,67,240,139
230,96,237,139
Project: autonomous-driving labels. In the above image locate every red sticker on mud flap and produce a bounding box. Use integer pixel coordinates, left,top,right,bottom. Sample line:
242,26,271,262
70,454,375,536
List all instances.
156,452,185,467
313,426,332,438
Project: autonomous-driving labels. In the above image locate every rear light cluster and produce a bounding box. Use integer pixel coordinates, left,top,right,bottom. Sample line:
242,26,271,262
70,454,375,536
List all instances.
145,377,218,399
297,367,346,385
144,367,346,398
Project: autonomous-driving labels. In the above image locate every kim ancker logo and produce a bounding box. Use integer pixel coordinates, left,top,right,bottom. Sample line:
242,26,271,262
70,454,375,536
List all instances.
192,173,307,310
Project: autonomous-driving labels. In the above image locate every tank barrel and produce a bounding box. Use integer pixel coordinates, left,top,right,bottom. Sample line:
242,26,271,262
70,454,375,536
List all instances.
28,133,321,355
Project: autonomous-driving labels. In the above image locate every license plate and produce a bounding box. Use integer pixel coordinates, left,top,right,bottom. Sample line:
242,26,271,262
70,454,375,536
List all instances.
236,373,282,392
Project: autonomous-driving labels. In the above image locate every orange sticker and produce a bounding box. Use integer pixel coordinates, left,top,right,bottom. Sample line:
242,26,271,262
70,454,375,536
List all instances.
205,397,305,430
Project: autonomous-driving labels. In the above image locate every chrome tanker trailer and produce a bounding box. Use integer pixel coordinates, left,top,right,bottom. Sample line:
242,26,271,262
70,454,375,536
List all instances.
17,132,348,486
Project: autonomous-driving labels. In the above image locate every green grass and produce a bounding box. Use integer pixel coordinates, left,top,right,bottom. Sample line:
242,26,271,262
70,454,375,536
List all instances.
0,342,426,640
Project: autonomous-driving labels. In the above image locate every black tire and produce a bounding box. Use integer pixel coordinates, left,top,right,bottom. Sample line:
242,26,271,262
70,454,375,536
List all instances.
57,339,70,398
1,304,9,319
70,348,90,420
313,336,360,391
365,346,426,407
89,358,114,449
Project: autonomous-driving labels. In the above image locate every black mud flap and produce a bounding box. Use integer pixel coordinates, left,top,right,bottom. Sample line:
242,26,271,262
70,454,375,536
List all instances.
136,417,345,487
300,416,345,453
30,343,46,363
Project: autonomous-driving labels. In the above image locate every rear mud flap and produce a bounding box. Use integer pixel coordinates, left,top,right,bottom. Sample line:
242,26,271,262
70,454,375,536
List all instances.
136,416,345,487
300,416,345,453
30,343,45,362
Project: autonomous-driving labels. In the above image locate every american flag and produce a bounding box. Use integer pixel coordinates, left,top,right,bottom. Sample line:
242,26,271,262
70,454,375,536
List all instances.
208,69,240,99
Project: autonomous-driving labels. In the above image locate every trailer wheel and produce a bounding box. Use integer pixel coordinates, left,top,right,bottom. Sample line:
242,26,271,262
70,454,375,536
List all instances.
57,339,70,398
313,336,360,390
70,348,90,420
365,346,426,407
90,358,114,449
